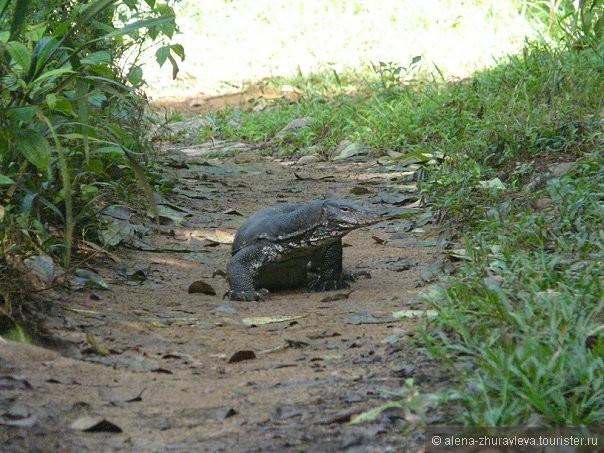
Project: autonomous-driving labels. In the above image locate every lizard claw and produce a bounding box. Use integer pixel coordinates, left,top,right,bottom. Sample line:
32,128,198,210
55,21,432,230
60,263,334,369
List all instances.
343,270,371,281
225,288,270,301
308,277,350,292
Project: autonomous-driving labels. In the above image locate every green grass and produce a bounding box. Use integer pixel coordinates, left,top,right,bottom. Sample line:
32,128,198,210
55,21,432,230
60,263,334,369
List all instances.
193,20,604,426
423,151,603,425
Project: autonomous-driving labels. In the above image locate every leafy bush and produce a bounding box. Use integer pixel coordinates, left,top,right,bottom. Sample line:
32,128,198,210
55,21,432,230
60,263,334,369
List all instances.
0,0,183,269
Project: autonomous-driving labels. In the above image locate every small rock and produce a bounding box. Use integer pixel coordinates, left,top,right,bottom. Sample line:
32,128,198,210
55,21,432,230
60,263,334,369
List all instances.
232,152,262,164
188,280,216,295
166,117,211,134
525,173,552,192
275,117,313,138
534,197,552,211
332,139,352,156
549,162,573,177
214,304,237,314
350,185,372,195
23,255,57,285
295,155,319,165
392,364,416,377
331,142,371,161
386,149,403,158
7,402,30,419
226,118,241,129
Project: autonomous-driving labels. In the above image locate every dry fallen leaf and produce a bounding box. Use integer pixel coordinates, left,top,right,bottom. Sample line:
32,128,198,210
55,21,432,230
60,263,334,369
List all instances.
190,229,235,244
70,416,122,433
0,415,38,428
228,350,256,363
222,208,243,216
391,309,438,319
371,235,386,244
241,315,306,327
85,333,110,356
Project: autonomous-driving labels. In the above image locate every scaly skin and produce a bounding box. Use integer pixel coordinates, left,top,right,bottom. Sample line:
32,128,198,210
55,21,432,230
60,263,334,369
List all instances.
226,198,380,301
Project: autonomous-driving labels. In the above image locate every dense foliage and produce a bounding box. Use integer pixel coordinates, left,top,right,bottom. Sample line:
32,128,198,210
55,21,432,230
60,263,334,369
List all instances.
0,0,182,269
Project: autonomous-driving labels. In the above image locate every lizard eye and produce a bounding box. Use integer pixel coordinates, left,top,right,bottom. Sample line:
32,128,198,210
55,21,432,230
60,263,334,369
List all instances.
340,206,350,212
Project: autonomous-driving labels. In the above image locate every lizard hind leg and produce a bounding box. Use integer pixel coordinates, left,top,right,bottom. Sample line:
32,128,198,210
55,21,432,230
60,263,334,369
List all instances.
307,240,348,291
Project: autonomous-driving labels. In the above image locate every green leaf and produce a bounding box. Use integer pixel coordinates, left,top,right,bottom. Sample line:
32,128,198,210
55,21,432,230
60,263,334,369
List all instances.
14,129,52,170
349,402,403,424
104,14,176,40
6,41,31,71
74,0,117,34
3,324,32,344
50,96,76,117
24,22,47,41
58,133,84,140
95,145,124,155
391,150,433,165
0,174,16,185
170,43,185,60
7,105,38,122
30,68,75,85
45,93,57,109
29,37,60,80
127,65,143,86
9,0,28,40
155,46,170,66
81,50,111,65
477,177,506,190
87,92,107,107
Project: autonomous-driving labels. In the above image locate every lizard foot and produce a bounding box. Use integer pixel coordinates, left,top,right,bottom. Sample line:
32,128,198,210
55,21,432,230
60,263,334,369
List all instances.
224,288,270,301
308,277,350,292
307,270,371,292
343,270,371,281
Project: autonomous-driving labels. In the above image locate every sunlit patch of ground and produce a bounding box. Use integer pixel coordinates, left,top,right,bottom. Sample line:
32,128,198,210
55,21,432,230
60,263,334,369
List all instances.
143,0,545,99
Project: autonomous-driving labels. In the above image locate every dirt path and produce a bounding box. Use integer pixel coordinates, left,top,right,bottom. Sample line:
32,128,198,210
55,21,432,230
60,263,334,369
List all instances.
0,140,453,451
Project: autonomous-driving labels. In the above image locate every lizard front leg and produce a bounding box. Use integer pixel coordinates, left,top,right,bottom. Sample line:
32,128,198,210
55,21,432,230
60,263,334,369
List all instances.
226,245,270,301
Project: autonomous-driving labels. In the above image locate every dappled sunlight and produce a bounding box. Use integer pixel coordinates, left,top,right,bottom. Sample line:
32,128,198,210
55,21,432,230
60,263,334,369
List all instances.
144,0,545,98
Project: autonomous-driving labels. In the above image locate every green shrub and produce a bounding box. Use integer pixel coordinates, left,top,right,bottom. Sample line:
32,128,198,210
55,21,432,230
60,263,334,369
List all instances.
0,0,183,268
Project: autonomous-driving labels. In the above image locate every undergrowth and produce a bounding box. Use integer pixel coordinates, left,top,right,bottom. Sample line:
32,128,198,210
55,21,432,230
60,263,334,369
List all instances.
199,2,604,427
0,0,183,271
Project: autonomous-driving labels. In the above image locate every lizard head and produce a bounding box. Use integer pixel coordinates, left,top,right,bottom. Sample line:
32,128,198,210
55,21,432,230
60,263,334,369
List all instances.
321,198,381,232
